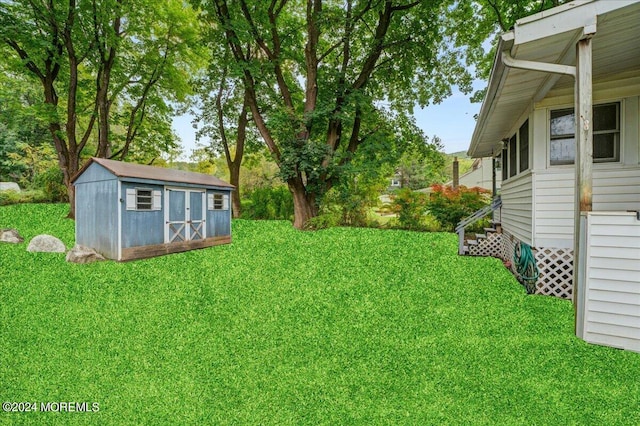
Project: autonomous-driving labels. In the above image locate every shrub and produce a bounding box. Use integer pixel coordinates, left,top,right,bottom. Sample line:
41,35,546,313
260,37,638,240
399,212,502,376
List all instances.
242,186,294,220
427,184,491,231
33,167,68,202
0,189,49,206
389,188,428,230
304,212,341,230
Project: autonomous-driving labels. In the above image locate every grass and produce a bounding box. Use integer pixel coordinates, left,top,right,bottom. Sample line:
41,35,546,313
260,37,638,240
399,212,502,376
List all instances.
1,203,639,425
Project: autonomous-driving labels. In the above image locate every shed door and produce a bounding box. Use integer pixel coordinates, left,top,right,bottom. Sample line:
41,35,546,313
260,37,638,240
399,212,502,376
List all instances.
188,190,205,241
167,189,186,242
165,189,206,243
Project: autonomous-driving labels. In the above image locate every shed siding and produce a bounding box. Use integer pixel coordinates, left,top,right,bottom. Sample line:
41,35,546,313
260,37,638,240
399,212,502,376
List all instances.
583,212,640,353
206,189,231,237
73,163,114,184
500,171,532,244
75,178,119,259
120,182,165,248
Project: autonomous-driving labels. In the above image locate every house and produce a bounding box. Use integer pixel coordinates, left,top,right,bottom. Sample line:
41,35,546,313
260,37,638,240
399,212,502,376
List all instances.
446,157,500,192
465,0,640,352
71,158,234,261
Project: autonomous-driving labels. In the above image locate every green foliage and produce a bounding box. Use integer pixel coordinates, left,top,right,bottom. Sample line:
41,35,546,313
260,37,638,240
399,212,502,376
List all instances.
242,186,294,221
427,184,491,231
2,203,640,424
0,189,50,206
33,167,69,202
390,189,429,230
317,174,386,228
394,138,447,190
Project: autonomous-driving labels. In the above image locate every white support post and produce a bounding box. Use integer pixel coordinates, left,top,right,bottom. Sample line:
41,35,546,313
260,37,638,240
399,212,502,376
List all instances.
573,36,593,339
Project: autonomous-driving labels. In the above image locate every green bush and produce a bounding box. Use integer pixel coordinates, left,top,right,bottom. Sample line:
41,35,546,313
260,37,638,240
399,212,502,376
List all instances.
33,167,68,202
304,212,341,230
0,189,49,206
427,184,491,231
241,186,294,220
390,188,428,230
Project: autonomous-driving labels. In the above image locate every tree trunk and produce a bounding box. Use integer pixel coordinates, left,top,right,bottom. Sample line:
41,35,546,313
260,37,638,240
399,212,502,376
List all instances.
229,161,242,218
289,177,317,229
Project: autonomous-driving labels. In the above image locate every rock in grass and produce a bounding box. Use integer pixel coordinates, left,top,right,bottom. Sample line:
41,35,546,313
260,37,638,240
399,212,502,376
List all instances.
0,228,23,243
27,234,66,253
66,245,106,264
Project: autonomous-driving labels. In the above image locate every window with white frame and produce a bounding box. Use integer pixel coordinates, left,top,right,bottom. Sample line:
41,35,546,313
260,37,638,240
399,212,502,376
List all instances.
125,188,161,211
550,102,620,165
207,193,229,210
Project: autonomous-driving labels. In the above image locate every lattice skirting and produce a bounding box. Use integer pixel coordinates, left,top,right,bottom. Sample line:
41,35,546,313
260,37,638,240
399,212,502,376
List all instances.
469,232,502,257
534,248,573,299
501,231,573,300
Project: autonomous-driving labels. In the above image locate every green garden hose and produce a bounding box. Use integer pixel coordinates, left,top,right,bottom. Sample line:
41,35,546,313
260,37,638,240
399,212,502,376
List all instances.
514,242,539,294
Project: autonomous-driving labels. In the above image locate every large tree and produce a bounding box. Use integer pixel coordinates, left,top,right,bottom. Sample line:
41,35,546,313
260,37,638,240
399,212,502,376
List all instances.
0,0,201,217
196,0,473,228
193,44,260,218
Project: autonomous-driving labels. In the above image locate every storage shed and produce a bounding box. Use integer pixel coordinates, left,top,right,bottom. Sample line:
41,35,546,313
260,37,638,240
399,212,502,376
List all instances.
71,158,234,261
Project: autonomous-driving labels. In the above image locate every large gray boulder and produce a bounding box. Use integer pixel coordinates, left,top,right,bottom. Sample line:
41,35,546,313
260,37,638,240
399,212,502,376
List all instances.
66,245,106,264
0,228,23,243
27,234,66,253
0,182,21,192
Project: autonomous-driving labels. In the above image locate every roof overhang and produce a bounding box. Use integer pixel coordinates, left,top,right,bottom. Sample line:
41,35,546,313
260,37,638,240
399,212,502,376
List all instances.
468,0,640,158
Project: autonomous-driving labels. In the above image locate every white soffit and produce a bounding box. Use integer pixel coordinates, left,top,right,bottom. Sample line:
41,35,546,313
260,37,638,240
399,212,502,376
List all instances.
468,0,640,158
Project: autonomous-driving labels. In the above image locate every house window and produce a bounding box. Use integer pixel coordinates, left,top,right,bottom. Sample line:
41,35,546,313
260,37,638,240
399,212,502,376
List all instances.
508,135,517,178
501,148,508,181
519,120,529,172
207,193,229,210
550,102,620,165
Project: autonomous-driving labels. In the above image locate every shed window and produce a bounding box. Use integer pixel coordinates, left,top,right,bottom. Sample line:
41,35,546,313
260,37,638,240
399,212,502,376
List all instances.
126,188,161,211
207,193,229,211
136,189,153,210
550,102,620,165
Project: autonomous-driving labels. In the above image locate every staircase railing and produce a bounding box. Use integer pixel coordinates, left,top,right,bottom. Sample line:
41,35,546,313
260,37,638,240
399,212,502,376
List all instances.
456,195,502,255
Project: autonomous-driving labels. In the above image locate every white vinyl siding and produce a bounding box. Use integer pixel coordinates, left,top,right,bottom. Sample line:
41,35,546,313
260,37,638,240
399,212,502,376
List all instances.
533,168,640,248
533,171,575,248
499,171,533,244
583,212,640,353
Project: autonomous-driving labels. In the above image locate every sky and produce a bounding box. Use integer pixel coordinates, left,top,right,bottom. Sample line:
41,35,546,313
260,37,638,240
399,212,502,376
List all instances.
171,85,483,160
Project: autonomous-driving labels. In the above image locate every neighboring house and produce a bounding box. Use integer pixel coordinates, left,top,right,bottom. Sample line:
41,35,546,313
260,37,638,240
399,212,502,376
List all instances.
72,158,234,261
466,0,640,352
444,158,501,192
388,172,401,190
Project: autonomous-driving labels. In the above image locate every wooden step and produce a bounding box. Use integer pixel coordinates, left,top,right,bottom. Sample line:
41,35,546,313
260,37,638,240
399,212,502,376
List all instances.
484,227,497,234
475,233,487,240
467,239,478,246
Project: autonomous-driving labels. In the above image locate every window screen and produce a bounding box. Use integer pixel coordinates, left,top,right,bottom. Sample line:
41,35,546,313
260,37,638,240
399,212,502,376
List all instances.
550,102,620,165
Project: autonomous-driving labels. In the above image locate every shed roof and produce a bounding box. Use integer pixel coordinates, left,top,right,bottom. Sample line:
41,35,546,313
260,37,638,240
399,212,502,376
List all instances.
72,157,235,188
468,0,640,158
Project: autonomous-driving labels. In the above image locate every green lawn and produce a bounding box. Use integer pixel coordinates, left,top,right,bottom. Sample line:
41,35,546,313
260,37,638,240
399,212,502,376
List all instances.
1,203,639,425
